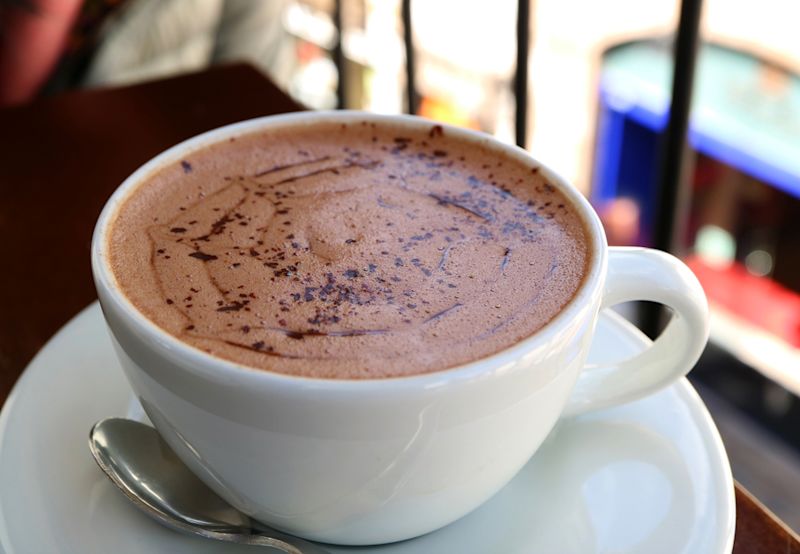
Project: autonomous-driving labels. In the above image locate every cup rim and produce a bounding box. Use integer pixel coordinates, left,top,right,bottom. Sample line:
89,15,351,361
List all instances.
91,110,608,390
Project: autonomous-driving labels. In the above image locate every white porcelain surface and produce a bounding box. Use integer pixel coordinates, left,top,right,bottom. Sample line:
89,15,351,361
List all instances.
0,303,734,554
91,112,709,544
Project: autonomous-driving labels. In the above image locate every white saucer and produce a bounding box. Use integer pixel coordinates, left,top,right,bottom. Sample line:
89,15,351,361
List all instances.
0,303,735,553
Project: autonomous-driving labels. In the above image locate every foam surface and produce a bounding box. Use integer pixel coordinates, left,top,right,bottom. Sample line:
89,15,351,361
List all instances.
108,120,591,378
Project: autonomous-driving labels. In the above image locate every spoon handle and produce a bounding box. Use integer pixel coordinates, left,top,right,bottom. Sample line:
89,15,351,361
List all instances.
235,533,306,553
246,526,333,554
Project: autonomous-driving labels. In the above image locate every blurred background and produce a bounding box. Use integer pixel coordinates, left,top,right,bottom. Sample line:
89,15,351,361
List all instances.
2,0,799,532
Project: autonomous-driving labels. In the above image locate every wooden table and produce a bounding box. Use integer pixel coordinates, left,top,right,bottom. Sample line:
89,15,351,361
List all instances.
0,63,797,553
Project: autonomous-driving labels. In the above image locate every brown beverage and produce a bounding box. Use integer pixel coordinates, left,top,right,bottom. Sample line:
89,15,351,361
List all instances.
107,119,591,378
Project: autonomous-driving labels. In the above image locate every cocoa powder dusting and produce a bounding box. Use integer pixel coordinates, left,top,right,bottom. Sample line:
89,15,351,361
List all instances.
108,120,590,378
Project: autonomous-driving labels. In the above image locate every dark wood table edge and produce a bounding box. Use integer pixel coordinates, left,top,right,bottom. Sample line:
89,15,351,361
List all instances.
735,480,800,552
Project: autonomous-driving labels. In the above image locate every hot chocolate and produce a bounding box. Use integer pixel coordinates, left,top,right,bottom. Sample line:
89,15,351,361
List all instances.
107,119,590,378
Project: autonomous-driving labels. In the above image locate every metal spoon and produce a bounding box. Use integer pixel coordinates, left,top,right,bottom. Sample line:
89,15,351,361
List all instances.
89,418,331,553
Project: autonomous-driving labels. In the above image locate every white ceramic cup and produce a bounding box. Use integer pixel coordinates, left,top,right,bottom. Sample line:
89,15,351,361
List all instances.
92,111,708,546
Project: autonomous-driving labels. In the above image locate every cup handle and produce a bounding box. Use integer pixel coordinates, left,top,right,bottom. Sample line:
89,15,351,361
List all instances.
563,246,709,417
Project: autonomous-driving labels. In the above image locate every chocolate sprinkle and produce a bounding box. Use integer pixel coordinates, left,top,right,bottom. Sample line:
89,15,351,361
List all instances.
188,251,218,261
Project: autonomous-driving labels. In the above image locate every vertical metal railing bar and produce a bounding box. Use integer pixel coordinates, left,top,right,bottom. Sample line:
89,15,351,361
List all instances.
515,0,530,149
643,0,704,337
401,0,417,114
653,0,703,253
333,0,346,109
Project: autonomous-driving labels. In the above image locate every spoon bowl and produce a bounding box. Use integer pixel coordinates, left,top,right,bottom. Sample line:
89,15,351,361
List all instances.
89,418,330,553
